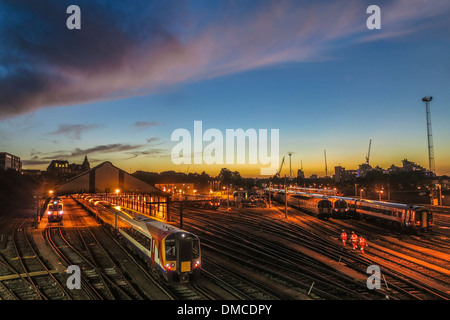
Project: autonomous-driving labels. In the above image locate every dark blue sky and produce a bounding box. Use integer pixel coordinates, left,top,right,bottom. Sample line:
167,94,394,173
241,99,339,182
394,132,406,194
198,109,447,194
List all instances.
1,0,449,176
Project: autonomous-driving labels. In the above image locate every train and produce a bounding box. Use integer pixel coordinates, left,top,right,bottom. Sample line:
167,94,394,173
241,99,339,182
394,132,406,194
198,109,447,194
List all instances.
344,198,433,232
328,197,350,219
273,190,332,220
267,188,433,232
79,196,201,283
46,198,64,222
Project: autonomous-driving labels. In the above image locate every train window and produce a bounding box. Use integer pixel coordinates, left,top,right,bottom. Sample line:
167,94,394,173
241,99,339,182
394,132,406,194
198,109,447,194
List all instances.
193,238,200,259
165,234,176,260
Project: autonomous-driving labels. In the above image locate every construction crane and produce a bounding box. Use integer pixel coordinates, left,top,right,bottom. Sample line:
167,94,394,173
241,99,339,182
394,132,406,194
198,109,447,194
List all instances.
365,139,372,165
276,156,285,177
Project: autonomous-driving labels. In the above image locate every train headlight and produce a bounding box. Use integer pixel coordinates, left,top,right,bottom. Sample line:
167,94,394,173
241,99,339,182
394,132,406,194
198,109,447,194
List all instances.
166,263,175,270
59,211,63,214
47,211,51,215
194,261,200,268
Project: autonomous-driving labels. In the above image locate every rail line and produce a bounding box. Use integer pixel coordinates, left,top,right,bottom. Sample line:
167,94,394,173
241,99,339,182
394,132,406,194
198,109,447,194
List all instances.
171,206,384,300
270,202,450,299
0,217,70,300
174,204,450,300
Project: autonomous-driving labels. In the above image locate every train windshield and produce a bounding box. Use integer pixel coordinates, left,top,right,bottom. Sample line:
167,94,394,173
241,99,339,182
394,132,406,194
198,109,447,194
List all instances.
165,233,200,260
48,203,62,211
165,234,176,260
193,238,200,259
415,209,433,223
336,200,347,209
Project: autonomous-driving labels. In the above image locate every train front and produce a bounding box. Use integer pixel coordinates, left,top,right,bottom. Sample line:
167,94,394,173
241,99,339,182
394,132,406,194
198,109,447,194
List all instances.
411,207,433,232
47,199,63,222
163,231,201,283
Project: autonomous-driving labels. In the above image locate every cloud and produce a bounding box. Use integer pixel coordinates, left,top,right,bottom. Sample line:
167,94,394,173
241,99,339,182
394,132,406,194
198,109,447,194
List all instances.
47,124,100,140
133,121,161,128
124,148,166,159
1,0,449,118
146,137,161,143
30,143,144,161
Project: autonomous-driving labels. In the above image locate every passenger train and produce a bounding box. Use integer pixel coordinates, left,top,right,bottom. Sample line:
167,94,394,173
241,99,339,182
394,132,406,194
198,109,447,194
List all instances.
346,198,433,232
328,197,350,219
46,198,64,222
273,190,332,220
267,188,433,232
80,197,201,283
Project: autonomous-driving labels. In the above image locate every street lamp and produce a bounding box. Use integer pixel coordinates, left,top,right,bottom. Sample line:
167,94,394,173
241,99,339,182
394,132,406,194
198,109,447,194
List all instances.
379,190,384,201
360,189,364,199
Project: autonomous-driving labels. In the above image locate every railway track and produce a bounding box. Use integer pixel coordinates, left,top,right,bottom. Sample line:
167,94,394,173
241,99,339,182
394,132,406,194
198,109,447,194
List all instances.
174,204,450,300
72,197,237,300
270,202,450,299
0,218,71,300
172,206,385,300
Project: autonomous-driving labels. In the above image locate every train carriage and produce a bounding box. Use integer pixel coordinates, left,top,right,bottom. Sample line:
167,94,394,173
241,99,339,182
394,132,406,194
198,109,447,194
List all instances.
274,190,332,220
46,198,64,222
90,201,201,283
354,199,433,232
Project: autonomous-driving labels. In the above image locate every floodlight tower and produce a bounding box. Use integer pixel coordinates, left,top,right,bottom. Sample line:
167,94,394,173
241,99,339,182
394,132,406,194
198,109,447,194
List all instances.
422,96,435,173
288,152,293,178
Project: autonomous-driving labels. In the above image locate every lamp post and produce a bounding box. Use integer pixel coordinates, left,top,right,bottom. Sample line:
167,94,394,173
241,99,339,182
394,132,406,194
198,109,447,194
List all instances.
438,184,442,206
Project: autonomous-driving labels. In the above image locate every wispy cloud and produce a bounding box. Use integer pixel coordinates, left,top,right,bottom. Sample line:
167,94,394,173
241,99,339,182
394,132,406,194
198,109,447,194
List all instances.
47,124,100,140
125,148,166,159
133,121,161,129
1,0,449,118
28,143,143,161
146,137,161,144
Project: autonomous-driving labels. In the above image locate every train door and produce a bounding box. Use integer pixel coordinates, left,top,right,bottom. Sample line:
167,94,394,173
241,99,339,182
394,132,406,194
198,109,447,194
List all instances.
177,234,193,282
422,211,427,230
422,210,433,230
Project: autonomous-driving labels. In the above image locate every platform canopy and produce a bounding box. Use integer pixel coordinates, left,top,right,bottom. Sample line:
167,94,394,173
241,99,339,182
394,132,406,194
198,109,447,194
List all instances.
52,161,164,195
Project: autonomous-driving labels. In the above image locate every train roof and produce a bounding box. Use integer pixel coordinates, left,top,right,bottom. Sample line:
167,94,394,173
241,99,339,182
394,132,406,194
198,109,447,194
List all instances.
112,205,195,240
355,199,425,210
291,192,329,199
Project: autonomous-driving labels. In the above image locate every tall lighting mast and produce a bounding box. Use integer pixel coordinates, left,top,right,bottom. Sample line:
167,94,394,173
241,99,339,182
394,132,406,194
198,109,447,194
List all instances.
288,152,293,178
422,96,435,173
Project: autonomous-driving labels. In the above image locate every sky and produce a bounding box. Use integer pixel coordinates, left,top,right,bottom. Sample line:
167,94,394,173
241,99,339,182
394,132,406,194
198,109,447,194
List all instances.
1,0,450,177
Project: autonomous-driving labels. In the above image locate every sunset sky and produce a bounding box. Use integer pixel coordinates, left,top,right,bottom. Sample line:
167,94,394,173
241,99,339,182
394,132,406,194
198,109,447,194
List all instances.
1,0,450,177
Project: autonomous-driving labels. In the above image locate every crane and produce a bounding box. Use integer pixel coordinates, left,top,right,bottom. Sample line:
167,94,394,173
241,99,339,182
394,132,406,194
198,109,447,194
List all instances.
276,156,285,177
365,139,372,165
